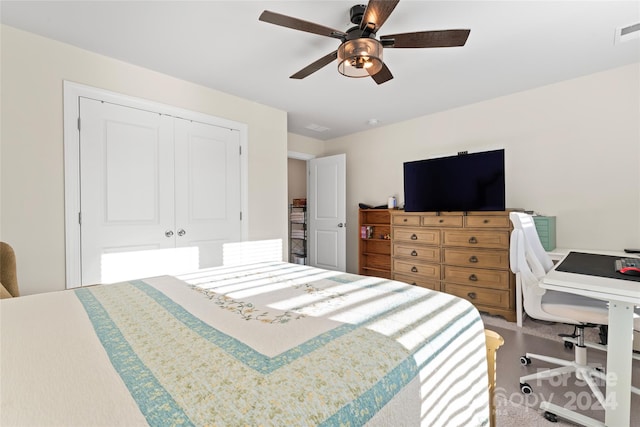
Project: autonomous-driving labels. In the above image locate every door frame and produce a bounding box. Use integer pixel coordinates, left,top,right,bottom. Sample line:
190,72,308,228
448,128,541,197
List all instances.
63,81,248,288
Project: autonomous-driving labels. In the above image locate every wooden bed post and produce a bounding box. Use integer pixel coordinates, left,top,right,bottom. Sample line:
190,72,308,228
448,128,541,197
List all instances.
484,329,504,427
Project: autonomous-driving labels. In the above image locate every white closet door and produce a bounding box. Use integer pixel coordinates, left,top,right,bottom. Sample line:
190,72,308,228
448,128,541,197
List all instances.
79,98,175,284
174,119,241,269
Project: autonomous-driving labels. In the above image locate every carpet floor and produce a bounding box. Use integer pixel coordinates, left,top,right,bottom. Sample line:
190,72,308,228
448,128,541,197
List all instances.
482,314,639,426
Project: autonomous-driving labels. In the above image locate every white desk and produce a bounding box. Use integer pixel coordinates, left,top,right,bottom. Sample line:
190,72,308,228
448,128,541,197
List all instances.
514,248,633,327
541,251,640,427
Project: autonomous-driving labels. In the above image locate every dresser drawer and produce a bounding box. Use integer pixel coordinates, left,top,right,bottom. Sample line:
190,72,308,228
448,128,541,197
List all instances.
422,215,463,227
392,214,421,226
393,243,440,262
393,228,440,245
464,215,511,229
442,230,509,249
393,259,440,280
443,283,512,309
393,273,440,291
443,248,509,269
442,265,511,289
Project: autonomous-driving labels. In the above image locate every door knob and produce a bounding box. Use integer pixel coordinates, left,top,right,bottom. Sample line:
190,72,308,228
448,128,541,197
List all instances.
165,230,174,237
338,223,344,228
177,229,186,236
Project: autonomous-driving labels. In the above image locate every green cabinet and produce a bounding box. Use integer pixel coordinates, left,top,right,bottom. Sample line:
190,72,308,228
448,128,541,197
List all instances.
533,216,556,251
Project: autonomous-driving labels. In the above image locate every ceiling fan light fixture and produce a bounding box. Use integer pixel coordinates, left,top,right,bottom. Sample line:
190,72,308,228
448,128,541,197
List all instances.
337,38,383,78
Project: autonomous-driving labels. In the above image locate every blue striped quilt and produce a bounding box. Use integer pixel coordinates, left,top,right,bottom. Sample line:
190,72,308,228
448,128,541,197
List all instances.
75,262,489,426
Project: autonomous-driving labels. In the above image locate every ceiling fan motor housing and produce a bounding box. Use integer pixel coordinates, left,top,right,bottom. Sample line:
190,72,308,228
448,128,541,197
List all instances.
350,4,367,25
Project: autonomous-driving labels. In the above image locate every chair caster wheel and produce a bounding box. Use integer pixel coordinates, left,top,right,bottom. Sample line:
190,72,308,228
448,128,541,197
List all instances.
564,341,574,350
520,382,533,394
519,356,532,366
543,411,558,422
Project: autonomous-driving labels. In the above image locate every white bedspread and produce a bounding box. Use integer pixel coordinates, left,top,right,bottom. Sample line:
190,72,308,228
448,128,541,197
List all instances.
1,262,489,426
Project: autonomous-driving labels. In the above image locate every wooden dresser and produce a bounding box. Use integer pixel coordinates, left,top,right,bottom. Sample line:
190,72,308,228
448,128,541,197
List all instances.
391,210,516,322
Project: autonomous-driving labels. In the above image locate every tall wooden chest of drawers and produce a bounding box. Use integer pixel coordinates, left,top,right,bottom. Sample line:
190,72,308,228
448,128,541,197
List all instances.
391,210,516,322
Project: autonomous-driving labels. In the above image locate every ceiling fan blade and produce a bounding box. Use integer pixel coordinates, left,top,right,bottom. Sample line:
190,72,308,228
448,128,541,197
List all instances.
290,50,338,79
381,29,470,48
259,10,346,39
360,0,400,33
369,63,394,85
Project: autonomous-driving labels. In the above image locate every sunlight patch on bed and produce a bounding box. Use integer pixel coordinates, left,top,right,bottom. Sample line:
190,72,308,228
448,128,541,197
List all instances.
222,239,282,266
101,247,199,284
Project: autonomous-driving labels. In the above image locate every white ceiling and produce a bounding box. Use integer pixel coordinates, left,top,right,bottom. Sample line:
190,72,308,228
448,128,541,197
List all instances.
2,1,639,140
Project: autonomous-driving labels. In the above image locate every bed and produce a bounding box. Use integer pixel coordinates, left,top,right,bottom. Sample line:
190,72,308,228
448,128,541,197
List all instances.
1,261,490,426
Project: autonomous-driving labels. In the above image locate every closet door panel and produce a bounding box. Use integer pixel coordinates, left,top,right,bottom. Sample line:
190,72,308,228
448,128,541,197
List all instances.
174,119,242,269
79,98,175,284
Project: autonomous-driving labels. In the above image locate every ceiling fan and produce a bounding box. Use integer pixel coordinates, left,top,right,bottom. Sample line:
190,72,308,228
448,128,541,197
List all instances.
259,0,470,85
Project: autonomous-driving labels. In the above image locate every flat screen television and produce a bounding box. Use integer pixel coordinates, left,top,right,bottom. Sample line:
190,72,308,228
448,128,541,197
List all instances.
403,149,505,212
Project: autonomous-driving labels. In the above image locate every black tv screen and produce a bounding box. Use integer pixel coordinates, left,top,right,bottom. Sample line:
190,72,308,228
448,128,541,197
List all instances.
403,149,505,212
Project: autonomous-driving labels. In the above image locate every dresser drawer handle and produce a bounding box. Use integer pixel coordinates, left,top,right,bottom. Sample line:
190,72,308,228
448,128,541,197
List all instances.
438,219,444,223
469,256,478,263
469,274,478,281
468,236,478,244
411,250,418,256
411,234,418,240
483,219,489,224
467,292,477,300
403,218,408,222
411,282,417,286
411,266,418,273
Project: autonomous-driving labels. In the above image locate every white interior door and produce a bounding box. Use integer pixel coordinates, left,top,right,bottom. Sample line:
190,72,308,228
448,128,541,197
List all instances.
174,118,241,269
308,154,346,271
80,98,175,284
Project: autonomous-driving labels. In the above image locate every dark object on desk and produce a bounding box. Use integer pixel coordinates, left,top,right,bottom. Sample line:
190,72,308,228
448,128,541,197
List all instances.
555,252,640,282
624,248,640,254
616,258,640,276
358,203,389,210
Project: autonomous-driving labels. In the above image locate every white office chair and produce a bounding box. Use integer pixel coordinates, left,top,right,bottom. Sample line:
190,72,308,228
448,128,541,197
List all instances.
509,212,639,425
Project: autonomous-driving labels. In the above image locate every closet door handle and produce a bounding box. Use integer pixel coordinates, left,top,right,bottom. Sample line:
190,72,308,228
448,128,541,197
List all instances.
165,230,174,238
177,229,186,237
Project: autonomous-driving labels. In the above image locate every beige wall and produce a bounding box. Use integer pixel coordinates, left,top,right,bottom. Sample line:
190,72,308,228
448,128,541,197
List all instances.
319,64,640,274
287,133,325,157
1,25,289,295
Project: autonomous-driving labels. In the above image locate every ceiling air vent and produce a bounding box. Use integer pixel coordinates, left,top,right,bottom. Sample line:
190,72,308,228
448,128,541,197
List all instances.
305,123,330,133
615,22,640,44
